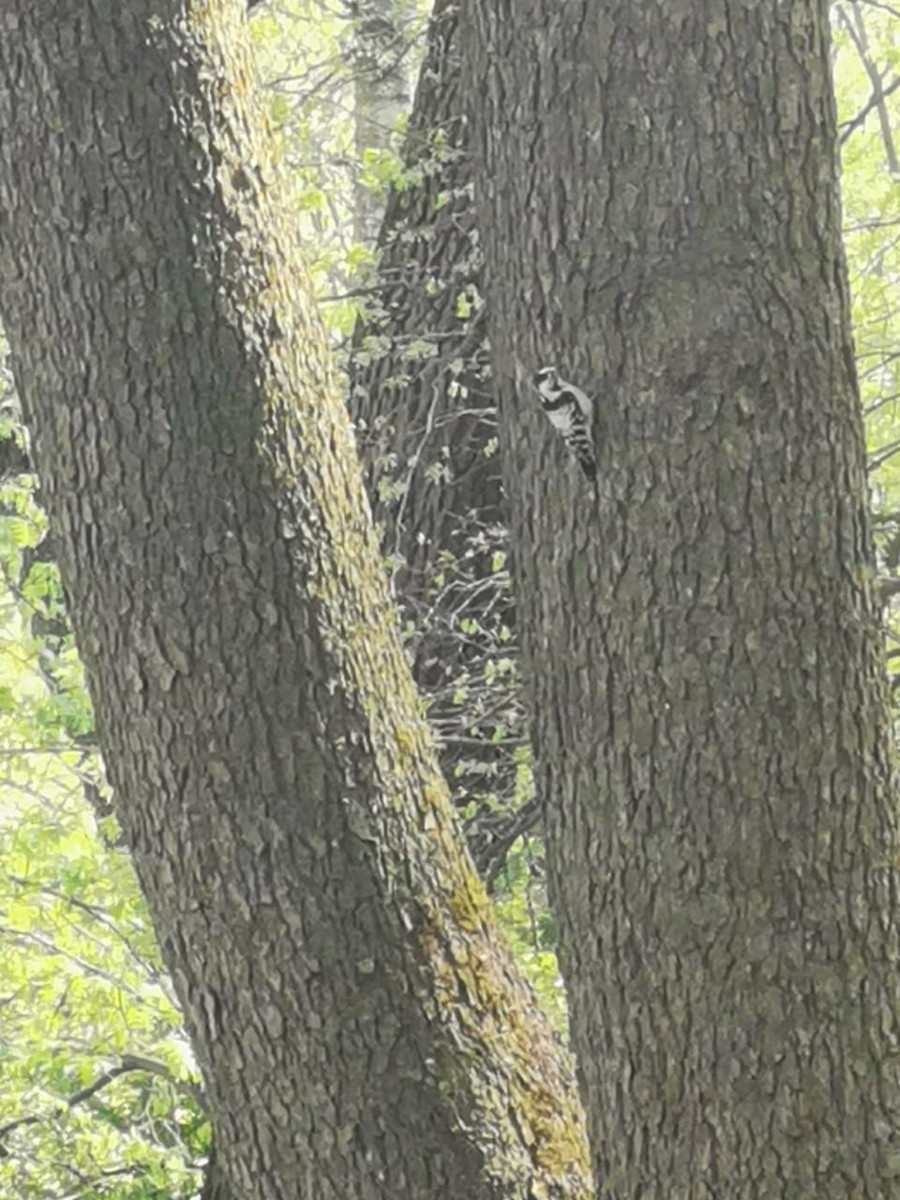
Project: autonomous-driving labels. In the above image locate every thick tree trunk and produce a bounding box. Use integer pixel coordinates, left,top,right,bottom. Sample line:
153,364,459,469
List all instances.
350,0,530,879
467,0,900,1194
0,4,590,1198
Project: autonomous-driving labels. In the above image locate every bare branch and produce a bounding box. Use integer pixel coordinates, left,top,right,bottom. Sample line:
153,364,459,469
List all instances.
0,1055,204,1156
837,3,900,169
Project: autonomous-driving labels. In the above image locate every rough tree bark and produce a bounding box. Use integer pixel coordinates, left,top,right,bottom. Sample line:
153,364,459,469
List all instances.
0,3,590,1198
350,0,532,880
467,0,900,1194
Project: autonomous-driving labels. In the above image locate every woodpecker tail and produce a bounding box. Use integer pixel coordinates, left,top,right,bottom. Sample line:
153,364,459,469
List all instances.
565,429,597,480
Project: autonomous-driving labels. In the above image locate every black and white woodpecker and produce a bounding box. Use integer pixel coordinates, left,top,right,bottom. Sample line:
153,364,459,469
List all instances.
532,366,597,480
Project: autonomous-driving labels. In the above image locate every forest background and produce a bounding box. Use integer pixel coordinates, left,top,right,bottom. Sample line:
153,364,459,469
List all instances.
0,1,898,1197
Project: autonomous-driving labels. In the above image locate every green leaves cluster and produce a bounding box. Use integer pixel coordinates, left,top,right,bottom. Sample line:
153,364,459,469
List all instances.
0,468,205,1196
833,3,900,681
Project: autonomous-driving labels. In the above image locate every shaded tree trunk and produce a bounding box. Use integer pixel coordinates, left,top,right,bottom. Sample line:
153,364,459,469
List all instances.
351,0,532,879
0,3,590,1198
352,0,489,575
467,0,900,1193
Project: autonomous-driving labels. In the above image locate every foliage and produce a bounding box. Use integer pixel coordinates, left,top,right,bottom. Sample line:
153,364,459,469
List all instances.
0,475,205,1198
492,834,566,1031
251,0,426,330
834,4,900,690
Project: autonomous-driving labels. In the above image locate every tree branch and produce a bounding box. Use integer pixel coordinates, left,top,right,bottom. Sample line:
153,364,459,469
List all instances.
837,3,900,169
0,1055,204,1157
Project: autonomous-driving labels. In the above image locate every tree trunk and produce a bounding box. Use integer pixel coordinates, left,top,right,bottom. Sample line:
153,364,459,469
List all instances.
466,0,900,1194
352,0,490,581
347,0,414,246
350,0,531,879
0,4,590,1198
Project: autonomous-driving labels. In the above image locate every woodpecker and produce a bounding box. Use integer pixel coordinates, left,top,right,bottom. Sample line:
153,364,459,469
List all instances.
532,366,596,480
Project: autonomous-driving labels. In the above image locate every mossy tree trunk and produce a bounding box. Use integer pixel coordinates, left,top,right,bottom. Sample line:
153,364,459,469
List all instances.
466,0,900,1193
0,3,590,1198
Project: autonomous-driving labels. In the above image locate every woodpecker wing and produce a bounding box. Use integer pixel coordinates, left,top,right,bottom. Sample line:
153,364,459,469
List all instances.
559,385,592,421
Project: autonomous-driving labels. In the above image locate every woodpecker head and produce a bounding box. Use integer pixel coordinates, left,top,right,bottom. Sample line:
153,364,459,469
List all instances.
534,365,560,393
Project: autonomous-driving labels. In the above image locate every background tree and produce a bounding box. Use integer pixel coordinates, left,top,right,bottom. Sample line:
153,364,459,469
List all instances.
467,0,900,1193
346,0,418,245
349,0,533,884
0,3,590,1199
